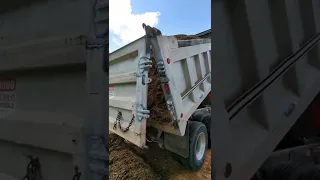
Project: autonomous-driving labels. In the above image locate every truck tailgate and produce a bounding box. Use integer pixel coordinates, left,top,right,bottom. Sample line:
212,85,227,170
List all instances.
109,37,148,148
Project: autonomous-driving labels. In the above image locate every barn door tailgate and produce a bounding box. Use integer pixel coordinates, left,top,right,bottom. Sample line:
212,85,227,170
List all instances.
109,36,151,148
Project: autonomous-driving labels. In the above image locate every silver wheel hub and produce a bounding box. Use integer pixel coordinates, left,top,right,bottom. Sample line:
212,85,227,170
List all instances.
195,132,206,161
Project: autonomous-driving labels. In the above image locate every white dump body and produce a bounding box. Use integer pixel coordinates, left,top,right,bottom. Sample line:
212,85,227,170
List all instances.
0,0,107,179
109,35,211,148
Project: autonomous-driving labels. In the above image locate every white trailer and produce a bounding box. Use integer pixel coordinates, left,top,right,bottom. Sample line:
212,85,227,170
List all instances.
109,24,212,170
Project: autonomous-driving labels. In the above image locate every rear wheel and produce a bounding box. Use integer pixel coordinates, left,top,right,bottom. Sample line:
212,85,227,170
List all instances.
191,110,211,148
172,121,208,171
200,114,211,148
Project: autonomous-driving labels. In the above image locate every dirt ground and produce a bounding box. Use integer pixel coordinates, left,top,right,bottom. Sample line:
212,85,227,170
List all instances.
109,134,211,180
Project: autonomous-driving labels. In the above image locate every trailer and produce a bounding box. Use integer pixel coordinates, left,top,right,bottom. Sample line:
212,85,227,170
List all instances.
0,0,107,180
109,24,212,170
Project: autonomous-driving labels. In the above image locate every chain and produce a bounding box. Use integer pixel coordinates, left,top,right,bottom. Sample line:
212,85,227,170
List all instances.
72,166,81,180
22,156,42,180
113,111,135,132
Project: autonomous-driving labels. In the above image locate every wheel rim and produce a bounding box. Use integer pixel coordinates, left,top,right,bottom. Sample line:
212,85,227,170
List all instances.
195,132,206,161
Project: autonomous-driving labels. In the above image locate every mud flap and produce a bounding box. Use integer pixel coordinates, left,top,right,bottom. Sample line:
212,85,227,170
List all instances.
164,129,189,158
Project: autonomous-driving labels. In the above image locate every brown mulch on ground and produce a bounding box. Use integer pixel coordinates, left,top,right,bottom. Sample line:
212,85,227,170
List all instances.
109,134,211,180
109,134,161,180
109,149,161,180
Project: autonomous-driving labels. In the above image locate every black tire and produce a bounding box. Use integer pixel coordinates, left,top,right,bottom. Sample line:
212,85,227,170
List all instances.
200,114,211,148
190,108,210,121
191,110,211,149
172,121,208,171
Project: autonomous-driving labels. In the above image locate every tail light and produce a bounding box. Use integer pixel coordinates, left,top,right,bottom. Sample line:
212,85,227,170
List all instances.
207,93,212,104
164,83,170,94
167,58,171,64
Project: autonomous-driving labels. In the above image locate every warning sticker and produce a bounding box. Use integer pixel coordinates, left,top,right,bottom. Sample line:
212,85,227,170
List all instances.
109,86,115,97
0,79,16,118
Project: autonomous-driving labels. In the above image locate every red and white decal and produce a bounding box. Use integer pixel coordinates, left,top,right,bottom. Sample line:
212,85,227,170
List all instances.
0,79,16,92
0,78,16,118
109,86,115,97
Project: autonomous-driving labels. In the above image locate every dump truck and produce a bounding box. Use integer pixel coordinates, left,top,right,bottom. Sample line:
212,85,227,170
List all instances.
111,1,320,179
109,24,212,171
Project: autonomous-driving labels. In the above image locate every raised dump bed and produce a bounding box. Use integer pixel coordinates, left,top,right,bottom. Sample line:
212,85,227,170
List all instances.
109,24,211,170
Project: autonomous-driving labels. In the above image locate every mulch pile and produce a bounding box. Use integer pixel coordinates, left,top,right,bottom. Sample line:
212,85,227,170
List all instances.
109,134,161,180
147,55,173,123
109,133,212,180
174,34,201,40
147,34,201,123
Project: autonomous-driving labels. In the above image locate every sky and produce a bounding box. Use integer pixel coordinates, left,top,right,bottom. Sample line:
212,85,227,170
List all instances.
109,0,211,52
